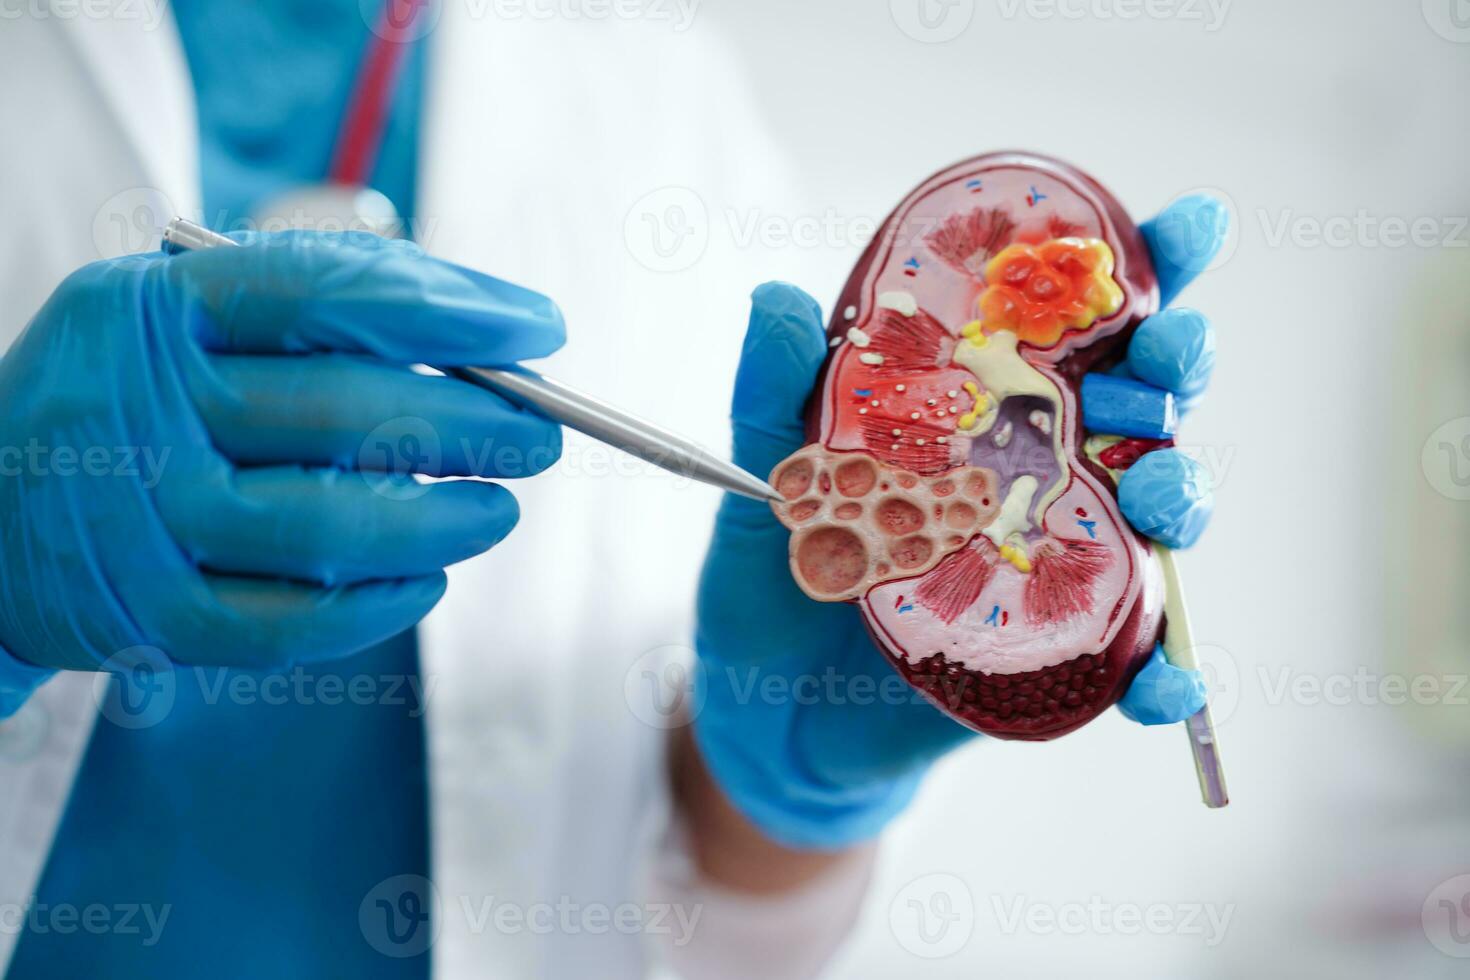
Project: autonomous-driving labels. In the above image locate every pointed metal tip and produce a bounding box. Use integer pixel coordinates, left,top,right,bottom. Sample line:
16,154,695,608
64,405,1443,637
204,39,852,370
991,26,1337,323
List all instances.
730,471,784,503
712,462,784,503
751,476,784,502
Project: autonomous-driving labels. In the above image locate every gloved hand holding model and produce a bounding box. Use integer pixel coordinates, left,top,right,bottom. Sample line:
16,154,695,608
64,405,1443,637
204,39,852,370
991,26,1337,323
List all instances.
0,232,563,712
694,195,1227,849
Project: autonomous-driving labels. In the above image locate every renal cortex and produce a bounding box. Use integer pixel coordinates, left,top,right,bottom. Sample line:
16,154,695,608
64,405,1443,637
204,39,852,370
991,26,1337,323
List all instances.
771,151,1171,741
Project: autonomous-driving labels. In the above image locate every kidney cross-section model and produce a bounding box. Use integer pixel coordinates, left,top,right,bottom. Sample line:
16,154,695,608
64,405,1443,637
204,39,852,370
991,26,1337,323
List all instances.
772,152,1167,740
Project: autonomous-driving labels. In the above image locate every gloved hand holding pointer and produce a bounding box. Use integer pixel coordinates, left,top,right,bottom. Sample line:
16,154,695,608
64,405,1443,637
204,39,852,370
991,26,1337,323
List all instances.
0,231,563,713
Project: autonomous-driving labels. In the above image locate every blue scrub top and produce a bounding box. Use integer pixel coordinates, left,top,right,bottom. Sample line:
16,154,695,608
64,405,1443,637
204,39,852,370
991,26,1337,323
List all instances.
8,3,432,977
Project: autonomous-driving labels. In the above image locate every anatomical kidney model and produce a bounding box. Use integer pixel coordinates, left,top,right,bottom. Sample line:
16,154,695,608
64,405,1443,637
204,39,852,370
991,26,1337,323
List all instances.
771,151,1171,742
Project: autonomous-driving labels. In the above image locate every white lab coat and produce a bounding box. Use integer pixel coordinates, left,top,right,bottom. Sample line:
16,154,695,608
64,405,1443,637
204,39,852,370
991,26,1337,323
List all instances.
0,5,869,977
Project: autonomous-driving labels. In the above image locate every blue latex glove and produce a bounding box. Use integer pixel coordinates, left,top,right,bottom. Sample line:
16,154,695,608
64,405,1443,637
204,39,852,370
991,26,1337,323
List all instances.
1110,193,1226,550
0,231,563,709
693,198,1226,850
1117,646,1208,726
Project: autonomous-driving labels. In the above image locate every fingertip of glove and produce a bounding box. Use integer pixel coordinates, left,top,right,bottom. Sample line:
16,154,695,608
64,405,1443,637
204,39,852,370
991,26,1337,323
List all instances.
750,281,823,327
747,284,824,365
1143,195,1231,302
1129,308,1215,397
1124,447,1212,494
339,571,449,644
357,571,449,638
1117,449,1214,549
1119,645,1207,725
522,291,568,356
477,481,522,538
1151,194,1231,254
394,266,567,367
733,282,827,425
458,266,568,354
437,481,523,555
398,570,450,612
